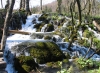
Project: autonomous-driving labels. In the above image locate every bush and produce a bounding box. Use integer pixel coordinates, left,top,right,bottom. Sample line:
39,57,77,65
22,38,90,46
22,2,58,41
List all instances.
75,57,94,69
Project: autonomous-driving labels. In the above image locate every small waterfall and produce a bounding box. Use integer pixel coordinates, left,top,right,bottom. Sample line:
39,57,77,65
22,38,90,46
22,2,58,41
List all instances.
41,24,47,32
57,42,100,60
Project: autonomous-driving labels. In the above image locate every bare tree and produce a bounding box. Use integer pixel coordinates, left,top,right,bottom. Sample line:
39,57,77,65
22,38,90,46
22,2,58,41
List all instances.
40,0,42,11
25,0,31,15
57,0,62,14
5,0,9,9
1,0,15,51
20,0,25,10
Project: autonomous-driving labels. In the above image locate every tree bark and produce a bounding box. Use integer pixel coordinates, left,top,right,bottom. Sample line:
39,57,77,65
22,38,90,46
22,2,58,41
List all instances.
5,0,9,9
76,0,82,25
21,0,25,10
40,0,42,11
1,0,15,51
20,0,22,9
25,0,31,15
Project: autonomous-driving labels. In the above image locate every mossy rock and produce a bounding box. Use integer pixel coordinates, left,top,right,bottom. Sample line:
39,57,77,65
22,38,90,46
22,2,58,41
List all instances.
34,23,45,32
46,24,54,32
44,35,52,40
16,55,39,72
11,41,65,64
38,13,49,24
22,65,31,72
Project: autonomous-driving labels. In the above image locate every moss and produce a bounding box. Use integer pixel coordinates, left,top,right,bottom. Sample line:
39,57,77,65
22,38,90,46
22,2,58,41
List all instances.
12,41,65,64
63,37,69,42
44,35,52,40
34,23,45,32
46,24,54,32
78,39,90,48
83,29,94,38
38,14,49,24
17,55,39,72
22,65,31,72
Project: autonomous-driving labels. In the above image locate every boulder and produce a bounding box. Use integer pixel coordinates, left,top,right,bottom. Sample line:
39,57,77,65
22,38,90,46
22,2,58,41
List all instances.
11,41,65,64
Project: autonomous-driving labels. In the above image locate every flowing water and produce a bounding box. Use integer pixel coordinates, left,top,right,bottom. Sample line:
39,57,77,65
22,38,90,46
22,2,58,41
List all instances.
4,14,100,73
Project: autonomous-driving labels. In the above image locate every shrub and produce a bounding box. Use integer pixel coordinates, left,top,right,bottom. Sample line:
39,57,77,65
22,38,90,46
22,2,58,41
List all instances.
75,57,94,70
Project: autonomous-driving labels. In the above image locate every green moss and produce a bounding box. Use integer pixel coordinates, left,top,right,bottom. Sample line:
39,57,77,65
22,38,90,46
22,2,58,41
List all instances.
83,30,94,38
47,24,54,32
34,23,45,32
38,14,49,24
17,55,39,71
44,36,52,40
12,41,65,64
22,65,31,72
63,37,69,42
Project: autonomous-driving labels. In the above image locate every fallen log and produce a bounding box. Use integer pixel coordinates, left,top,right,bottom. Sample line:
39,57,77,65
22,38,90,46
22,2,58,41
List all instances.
8,30,30,35
8,30,54,35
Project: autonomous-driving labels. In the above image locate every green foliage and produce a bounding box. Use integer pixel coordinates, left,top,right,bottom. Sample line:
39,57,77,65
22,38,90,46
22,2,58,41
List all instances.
83,40,90,48
75,57,94,69
88,67,100,73
83,29,94,38
93,38,100,50
88,24,95,30
92,38,100,54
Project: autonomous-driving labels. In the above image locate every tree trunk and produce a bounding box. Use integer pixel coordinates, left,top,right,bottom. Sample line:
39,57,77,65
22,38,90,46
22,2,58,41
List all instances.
57,0,62,14
1,0,15,51
20,0,22,9
21,0,25,10
25,0,31,15
5,0,9,9
76,0,82,25
40,0,42,11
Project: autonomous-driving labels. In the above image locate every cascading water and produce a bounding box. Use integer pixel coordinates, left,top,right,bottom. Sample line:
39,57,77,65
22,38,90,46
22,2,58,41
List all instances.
4,14,100,73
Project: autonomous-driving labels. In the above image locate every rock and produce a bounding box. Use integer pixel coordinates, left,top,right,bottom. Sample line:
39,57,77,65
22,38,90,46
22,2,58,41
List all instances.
11,41,65,64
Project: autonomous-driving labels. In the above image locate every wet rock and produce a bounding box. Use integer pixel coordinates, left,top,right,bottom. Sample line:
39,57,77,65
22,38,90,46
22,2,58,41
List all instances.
11,41,65,64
